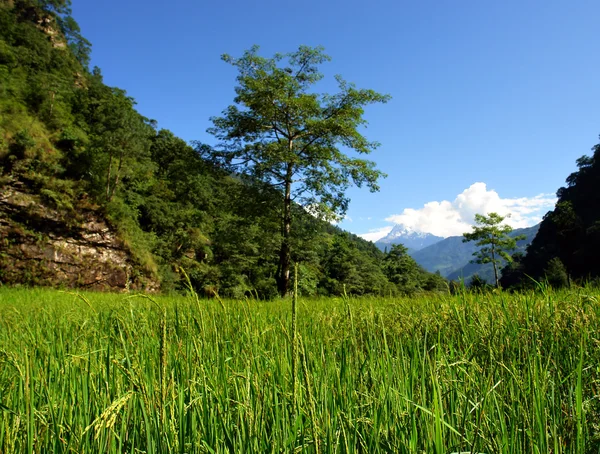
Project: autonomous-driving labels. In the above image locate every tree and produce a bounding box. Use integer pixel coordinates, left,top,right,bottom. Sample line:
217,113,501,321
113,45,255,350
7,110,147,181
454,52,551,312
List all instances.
462,213,525,288
382,244,424,295
544,257,570,288
499,251,525,290
424,270,448,292
84,86,154,203
468,274,490,292
320,233,388,296
207,45,390,296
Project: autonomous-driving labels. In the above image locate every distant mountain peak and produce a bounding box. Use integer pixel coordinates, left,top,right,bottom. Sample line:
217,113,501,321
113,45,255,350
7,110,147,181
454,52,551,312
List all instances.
386,223,435,239
375,224,444,252
387,223,413,236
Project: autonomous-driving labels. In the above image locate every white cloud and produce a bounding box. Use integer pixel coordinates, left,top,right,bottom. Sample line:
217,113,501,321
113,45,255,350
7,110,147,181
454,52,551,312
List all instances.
362,183,557,239
358,226,394,242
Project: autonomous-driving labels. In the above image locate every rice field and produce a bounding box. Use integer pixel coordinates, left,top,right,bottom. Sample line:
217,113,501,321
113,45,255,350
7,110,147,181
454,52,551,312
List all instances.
0,286,599,453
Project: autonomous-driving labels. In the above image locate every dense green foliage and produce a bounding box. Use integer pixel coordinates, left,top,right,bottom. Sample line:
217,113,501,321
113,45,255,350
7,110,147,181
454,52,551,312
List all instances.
0,0,442,297
1,287,599,452
502,138,600,289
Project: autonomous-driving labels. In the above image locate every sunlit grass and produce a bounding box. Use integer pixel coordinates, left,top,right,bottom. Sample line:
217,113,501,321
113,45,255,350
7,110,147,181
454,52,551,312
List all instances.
0,286,599,453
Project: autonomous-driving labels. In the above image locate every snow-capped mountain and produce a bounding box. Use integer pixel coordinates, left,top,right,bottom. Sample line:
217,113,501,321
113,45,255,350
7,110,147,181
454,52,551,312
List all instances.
375,224,444,252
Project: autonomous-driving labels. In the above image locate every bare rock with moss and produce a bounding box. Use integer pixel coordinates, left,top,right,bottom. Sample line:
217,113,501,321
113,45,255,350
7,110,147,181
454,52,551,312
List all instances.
0,182,157,291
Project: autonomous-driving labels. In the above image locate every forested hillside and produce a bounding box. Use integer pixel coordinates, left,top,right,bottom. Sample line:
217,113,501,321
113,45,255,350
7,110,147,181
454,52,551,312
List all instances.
0,0,447,297
501,140,600,289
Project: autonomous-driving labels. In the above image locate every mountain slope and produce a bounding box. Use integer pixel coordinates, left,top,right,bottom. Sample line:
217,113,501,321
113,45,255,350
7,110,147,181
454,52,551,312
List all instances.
410,236,477,276
412,224,540,281
0,1,442,298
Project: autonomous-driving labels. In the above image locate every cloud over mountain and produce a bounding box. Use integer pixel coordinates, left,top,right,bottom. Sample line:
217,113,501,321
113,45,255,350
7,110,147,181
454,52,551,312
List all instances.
360,182,556,240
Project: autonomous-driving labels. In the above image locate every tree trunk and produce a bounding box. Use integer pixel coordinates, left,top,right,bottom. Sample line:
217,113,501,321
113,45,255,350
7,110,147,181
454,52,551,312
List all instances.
278,163,294,296
491,243,499,288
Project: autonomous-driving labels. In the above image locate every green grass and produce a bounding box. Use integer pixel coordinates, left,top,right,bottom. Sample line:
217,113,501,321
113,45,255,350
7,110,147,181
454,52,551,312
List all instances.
0,286,599,453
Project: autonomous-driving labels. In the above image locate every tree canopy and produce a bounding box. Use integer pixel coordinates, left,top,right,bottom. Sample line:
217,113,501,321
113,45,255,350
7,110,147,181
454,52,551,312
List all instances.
208,45,390,295
463,213,524,288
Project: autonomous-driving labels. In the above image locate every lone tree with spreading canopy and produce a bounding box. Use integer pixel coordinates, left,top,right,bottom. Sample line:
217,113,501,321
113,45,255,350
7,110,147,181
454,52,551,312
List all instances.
463,212,526,288
208,45,390,296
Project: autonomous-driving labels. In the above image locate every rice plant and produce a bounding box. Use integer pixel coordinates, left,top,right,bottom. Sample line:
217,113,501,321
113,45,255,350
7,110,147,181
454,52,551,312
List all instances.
0,286,599,453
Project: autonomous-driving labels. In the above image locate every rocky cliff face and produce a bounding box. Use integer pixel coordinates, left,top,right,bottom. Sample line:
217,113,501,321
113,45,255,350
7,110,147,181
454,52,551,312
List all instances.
0,182,157,291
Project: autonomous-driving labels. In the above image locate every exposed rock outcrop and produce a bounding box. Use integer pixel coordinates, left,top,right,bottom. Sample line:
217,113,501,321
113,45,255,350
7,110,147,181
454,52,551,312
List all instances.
0,182,157,291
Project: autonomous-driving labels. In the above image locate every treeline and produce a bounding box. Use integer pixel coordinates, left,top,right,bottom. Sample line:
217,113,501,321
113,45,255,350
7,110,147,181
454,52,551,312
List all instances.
0,0,446,297
500,142,600,289
462,144,600,292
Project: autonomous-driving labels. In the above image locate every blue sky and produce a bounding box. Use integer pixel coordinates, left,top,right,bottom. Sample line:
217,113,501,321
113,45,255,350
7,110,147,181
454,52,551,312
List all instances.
71,0,599,239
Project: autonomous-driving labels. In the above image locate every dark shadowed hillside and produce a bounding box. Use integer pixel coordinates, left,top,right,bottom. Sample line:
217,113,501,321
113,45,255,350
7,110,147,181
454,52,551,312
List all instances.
506,140,600,288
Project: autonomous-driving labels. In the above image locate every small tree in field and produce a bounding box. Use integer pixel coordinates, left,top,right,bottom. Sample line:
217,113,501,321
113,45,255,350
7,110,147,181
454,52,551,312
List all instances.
463,212,525,288
208,45,390,296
